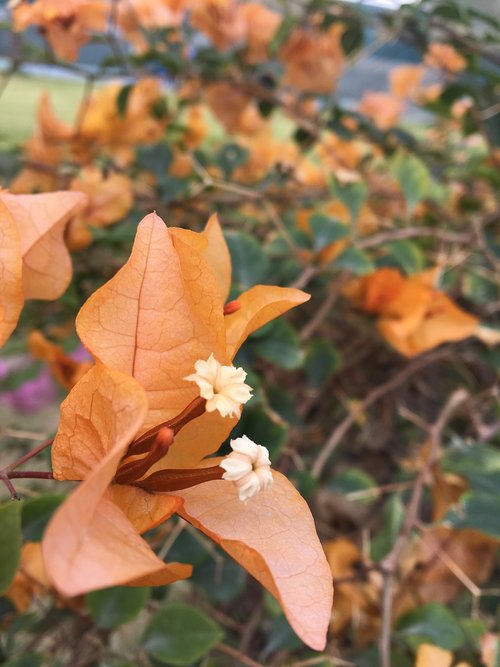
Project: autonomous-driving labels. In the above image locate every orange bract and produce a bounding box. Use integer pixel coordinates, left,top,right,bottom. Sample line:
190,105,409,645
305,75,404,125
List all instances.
279,24,345,94
43,212,331,650
12,0,108,61
348,267,494,356
0,190,87,348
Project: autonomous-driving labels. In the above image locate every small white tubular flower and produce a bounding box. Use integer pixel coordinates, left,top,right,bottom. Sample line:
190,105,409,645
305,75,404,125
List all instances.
220,435,274,501
185,353,252,418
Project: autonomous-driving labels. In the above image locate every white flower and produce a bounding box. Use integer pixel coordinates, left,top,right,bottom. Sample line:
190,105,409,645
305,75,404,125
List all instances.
185,353,252,418
220,435,274,501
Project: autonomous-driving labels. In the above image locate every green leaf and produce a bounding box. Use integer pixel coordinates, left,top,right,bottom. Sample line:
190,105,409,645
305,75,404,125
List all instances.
328,468,377,503
305,339,341,388
87,586,150,629
225,231,269,289
215,143,249,177
396,603,466,650
333,247,374,275
192,556,246,604
386,240,424,274
2,653,44,667
116,84,134,117
253,319,304,370
22,494,65,541
442,443,500,497
235,406,288,460
269,15,296,55
444,492,500,539
391,151,432,213
136,143,173,180
309,214,350,252
144,603,223,666
0,502,22,595
336,181,368,221
371,494,404,561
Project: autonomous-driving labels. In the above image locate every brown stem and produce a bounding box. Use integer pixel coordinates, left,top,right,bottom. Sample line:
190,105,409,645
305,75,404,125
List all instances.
4,438,54,473
378,389,469,667
8,471,54,480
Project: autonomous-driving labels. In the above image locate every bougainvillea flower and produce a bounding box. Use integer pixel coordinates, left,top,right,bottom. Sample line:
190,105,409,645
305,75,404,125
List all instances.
67,167,134,250
346,267,500,356
42,212,332,650
0,190,87,348
424,42,467,73
278,24,345,94
12,0,108,61
358,92,404,131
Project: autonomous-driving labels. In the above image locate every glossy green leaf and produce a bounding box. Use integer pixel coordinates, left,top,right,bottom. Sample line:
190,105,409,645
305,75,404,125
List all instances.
391,151,432,212
22,494,65,541
225,231,269,289
305,339,341,388
87,586,150,629
396,603,466,650
253,319,304,370
386,240,424,273
371,493,404,561
309,214,350,252
0,502,22,596
445,492,500,539
333,247,374,275
144,603,223,666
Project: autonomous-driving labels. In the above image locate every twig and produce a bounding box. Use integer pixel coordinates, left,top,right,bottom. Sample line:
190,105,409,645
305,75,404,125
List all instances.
378,388,469,667
214,643,264,667
311,349,451,479
300,272,349,341
357,226,471,249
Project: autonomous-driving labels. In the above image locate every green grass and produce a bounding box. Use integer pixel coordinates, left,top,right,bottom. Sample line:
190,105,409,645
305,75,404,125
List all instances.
0,73,84,149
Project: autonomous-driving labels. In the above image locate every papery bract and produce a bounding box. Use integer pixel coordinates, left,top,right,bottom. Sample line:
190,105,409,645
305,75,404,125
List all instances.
0,191,87,347
43,212,332,650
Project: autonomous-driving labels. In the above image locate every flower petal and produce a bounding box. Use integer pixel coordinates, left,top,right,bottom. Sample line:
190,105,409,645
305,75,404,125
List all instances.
201,213,231,303
0,201,23,348
76,212,227,433
0,191,87,300
225,285,310,359
175,472,333,650
44,364,190,597
51,363,147,481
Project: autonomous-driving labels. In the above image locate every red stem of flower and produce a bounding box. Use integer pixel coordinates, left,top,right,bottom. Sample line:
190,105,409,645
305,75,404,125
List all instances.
7,471,54,480
115,427,174,484
132,465,223,493
127,397,206,456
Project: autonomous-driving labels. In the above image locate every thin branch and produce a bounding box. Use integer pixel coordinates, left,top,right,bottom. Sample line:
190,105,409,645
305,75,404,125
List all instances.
311,349,451,479
214,643,264,667
378,388,469,667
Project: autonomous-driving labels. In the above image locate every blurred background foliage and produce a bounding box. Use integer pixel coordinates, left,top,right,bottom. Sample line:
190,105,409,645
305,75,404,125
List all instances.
0,0,500,665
